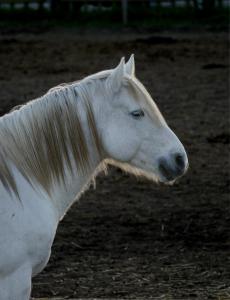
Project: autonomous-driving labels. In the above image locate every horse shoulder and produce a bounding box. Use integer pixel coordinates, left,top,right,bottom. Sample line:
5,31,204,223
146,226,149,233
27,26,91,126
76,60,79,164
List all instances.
0,171,58,278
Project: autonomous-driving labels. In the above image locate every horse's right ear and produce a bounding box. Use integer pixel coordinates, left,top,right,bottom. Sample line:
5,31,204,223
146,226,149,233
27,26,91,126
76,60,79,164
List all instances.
107,57,125,93
125,54,135,77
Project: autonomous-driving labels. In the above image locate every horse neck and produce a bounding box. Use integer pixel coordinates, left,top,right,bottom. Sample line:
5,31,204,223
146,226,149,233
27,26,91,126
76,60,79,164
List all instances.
1,79,106,220
50,153,103,220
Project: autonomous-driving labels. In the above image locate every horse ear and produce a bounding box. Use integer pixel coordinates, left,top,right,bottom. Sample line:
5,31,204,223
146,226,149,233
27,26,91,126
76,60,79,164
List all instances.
125,54,135,77
107,57,125,92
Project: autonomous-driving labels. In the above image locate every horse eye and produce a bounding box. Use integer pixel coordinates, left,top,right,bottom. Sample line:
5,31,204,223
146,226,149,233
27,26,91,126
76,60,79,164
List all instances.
130,109,145,118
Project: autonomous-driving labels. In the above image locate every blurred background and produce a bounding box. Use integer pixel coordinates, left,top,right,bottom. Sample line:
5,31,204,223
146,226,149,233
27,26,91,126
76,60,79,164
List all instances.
0,0,229,27
0,1,229,299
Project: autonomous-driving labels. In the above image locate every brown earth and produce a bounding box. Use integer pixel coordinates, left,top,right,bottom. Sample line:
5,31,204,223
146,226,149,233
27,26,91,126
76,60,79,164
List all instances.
0,26,229,300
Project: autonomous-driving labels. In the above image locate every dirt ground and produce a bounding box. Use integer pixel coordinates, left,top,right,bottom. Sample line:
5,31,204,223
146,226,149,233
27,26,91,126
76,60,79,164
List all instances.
0,25,229,300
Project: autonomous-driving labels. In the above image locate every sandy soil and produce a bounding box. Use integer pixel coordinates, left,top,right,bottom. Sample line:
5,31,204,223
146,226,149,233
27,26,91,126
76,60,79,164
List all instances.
0,26,229,300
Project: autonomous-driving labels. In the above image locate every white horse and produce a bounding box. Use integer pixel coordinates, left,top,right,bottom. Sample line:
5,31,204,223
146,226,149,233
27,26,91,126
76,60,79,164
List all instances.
0,55,188,299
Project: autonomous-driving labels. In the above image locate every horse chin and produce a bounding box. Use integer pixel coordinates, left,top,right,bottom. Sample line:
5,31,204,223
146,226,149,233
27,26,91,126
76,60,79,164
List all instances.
105,158,159,183
159,178,176,186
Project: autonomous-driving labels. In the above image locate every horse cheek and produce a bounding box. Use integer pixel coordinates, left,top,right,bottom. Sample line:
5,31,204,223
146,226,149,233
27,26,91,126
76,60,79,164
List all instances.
102,124,139,162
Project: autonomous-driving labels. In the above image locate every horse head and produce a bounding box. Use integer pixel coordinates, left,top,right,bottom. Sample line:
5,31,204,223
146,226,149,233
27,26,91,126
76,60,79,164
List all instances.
100,55,188,183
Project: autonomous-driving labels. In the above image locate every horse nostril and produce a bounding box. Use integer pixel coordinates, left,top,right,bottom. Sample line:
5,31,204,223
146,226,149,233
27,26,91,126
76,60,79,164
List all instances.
158,158,174,181
175,153,185,170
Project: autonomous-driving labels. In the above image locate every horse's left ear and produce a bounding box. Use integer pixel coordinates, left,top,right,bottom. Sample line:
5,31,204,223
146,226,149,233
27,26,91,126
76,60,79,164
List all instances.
107,57,125,93
125,54,135,77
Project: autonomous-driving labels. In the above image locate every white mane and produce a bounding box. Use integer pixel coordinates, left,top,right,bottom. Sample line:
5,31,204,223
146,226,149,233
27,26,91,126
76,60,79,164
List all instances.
0,74,106,196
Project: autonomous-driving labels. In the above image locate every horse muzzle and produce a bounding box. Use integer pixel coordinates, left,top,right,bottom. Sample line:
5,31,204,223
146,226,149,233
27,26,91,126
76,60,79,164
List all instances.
158,152,188,182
